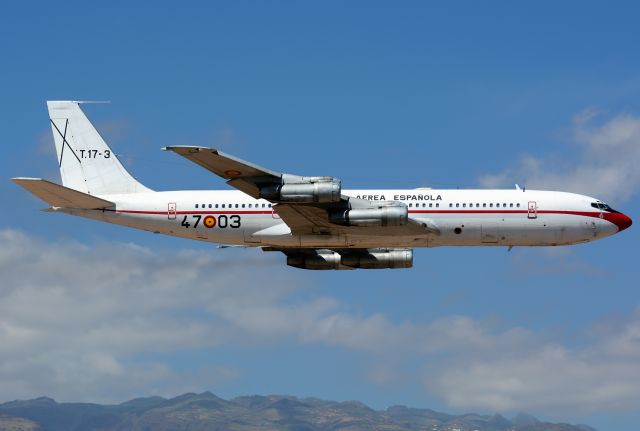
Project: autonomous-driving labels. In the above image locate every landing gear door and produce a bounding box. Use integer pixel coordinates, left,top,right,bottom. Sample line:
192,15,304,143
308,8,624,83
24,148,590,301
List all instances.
481,223,500,243
527,201,537,219
168,202,177,220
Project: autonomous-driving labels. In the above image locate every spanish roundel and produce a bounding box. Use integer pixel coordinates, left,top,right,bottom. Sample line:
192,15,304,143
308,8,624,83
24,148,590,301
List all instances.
203,215,216,228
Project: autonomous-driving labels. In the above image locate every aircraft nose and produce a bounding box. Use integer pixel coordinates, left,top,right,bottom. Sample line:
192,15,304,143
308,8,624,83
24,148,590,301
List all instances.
607,212,633,232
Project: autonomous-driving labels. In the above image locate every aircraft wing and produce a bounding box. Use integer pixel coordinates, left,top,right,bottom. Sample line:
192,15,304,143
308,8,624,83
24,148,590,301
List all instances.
162,146,281,198
164,146,439,237
274,203,439,236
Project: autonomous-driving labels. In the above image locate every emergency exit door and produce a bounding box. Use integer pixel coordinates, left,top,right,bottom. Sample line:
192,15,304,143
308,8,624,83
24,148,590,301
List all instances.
168,203,177,220
527,201,537,219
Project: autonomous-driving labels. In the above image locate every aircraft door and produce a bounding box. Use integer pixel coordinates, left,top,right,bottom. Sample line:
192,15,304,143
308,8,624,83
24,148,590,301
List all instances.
527,201,537,219
167,202,176,220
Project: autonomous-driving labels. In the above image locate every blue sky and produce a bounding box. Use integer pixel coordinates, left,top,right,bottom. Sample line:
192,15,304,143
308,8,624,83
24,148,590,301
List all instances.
1,2,640,430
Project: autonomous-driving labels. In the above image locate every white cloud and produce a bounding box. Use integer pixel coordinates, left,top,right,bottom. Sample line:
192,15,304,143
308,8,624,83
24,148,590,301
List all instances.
478,109,640,203
0,229,533,402
2,229,640,418
426,308,640,415
0,229,301,402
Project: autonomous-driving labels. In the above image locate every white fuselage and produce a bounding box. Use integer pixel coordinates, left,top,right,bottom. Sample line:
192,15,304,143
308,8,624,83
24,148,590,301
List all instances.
56,188,626,249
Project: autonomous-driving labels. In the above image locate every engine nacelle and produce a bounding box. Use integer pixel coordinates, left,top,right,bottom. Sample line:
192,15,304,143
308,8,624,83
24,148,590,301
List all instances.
260,176,341,203
286,250,346,270
341,249,413,269
329,202,408,227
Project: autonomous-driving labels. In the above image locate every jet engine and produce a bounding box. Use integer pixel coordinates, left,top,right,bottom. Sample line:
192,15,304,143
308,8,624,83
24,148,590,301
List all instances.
341,248,413,269
286,250,344,270
329,201,408,227
260,176,341,203
285,248,413,270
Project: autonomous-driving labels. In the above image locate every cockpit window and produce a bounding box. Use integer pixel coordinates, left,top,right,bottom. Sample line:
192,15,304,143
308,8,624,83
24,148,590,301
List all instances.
591,202,620,213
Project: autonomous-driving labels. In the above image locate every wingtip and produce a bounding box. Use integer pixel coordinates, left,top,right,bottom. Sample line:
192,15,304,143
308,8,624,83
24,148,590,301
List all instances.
162,145,220,154
46,100,111,104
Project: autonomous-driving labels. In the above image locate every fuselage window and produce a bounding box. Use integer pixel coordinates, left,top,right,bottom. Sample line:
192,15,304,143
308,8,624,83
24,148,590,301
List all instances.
483,203,486,208
517,203,520,208
429,203,433,208
476,203,479,208
510,203,513,208
436,203,439,208
195,204,199,208
221,204,225,208
489,203,493,208
208,204,212,208
409,203,412,208
241,204,245,208
269,204,272,208
456,203,460,208
463,203,466,208
449,203,453,208
215,204,219,208
503,203,506,208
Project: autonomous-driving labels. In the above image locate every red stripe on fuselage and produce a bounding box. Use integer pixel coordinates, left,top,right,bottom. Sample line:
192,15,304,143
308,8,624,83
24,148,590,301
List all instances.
104,208,606,219
411,209,603,217
104,209,274,215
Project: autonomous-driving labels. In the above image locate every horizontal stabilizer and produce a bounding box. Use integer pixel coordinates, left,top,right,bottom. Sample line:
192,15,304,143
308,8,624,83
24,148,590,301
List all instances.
11,178,114,209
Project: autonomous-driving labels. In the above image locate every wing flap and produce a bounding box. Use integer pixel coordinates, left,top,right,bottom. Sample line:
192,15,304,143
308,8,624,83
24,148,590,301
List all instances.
12,178,114,209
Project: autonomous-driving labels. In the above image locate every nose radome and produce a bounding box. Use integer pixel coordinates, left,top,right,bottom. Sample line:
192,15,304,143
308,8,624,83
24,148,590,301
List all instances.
610,213,632,232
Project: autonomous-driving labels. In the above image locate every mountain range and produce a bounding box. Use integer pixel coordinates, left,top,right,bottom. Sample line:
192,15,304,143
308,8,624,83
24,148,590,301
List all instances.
0,392,597,431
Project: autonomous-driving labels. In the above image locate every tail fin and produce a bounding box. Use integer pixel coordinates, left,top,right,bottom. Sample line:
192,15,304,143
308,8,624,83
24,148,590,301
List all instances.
47,101,151,195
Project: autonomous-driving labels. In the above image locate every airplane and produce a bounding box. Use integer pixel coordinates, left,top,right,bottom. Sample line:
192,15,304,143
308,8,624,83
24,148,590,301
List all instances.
12,101,632,270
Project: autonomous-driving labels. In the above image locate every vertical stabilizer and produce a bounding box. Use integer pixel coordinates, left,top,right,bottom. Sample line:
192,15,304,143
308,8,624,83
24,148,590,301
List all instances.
47,101,151,195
